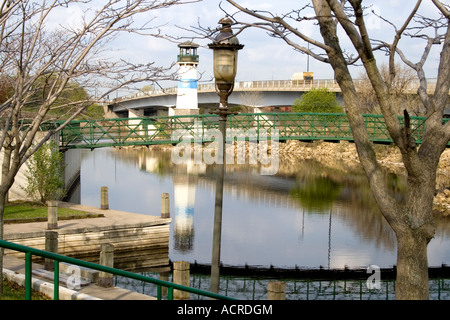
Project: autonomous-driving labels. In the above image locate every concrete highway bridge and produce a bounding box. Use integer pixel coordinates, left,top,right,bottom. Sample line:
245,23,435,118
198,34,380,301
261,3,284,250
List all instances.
107,78,442,118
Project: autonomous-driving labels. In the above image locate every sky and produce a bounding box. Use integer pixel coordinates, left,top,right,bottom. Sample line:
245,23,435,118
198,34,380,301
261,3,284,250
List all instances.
57,0,448,95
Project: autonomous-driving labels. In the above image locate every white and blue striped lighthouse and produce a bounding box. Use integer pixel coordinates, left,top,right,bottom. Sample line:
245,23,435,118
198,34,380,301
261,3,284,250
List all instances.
175,42,199,115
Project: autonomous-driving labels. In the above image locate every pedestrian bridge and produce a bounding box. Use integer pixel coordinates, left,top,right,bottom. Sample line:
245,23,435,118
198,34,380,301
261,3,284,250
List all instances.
57,112,448,150
108,78,439,115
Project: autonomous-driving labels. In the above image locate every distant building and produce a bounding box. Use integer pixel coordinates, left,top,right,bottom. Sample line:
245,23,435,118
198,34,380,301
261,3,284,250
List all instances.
292,72,314,81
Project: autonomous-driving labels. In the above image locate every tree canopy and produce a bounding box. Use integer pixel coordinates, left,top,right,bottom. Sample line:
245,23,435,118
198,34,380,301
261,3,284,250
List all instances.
292,88,343,113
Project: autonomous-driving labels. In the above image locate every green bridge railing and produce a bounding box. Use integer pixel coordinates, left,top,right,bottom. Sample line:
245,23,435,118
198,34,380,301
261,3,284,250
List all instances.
0,239,235,300
58,112,449,149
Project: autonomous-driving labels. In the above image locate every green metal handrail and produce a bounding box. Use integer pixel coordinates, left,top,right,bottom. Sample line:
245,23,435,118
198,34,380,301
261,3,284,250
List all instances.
0,239,235,300
57,112,449,149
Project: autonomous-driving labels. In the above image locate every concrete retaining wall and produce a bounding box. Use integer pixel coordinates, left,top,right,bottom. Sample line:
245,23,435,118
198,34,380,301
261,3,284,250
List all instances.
4,223,170,270
2,269,100,300
0,132,80,202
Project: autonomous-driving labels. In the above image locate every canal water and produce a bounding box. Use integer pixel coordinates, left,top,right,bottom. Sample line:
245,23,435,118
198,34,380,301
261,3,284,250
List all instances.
67,146,450,299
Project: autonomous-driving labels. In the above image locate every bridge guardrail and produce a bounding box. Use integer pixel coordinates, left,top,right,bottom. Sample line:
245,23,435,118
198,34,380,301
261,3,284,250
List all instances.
57,112,447,149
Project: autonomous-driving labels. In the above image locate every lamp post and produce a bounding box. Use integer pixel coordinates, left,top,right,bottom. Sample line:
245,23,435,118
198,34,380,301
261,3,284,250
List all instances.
208,16,243,294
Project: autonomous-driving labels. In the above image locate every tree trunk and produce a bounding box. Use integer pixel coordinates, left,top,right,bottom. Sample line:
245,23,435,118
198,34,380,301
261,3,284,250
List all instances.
309,0,444,299
0,188,6,296
392,162,436,299
395,228,431,300
0,146,16,296
1,146,11,204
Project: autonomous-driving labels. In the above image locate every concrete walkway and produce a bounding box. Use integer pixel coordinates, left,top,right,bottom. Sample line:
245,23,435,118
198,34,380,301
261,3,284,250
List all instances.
4,201,171,240
2,201,171,300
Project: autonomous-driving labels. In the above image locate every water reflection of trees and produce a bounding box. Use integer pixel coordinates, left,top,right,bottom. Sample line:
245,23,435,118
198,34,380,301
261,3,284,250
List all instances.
279,156,399,252
109,147,404,252
289,177,341,213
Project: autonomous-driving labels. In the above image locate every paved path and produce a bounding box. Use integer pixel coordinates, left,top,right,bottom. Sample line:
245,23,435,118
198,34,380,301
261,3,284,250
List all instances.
3,201,171,300
4,201,171,240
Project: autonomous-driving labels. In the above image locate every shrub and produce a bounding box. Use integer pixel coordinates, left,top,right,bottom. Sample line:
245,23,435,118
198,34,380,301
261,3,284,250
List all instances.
22,140,66,204
292,88,343,113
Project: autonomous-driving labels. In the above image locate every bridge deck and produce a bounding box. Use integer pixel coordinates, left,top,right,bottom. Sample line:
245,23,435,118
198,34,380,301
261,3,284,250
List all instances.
112,78,441,104
57,112,448,150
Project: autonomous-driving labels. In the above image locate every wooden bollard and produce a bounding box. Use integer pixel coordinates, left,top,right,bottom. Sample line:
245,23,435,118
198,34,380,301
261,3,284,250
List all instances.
98,244,114,287
160,271,169,298
267,281,286,300
44,231,58,271
100,186,109,210
47,201,58,230
161,193,170,218
173,261,190,300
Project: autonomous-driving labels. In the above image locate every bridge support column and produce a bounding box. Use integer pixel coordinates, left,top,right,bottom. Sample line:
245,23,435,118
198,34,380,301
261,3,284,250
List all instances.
128,108,157,136
128,108,144,118
173,108,199,117
128,108,144,126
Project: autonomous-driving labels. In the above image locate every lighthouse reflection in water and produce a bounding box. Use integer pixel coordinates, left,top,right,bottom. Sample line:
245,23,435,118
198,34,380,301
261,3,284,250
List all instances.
173,164,202,252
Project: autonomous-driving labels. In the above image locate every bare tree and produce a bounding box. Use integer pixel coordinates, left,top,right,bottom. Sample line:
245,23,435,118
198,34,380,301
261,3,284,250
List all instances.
356,63,422,114
225,0,449,299
0,0,199,295
239,90,263,111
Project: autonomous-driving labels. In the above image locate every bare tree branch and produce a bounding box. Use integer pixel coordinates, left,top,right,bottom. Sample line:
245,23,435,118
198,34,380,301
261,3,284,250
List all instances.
388,0,422,83
432,0,450,19
225,0,333,62
0,2,199,294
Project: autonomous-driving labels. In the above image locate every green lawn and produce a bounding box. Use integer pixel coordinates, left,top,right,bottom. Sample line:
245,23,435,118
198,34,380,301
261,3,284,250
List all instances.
1,279,50,300
4,201,92,221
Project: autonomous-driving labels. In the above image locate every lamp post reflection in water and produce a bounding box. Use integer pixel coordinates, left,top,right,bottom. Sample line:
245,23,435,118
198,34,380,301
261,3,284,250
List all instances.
208,17,244,293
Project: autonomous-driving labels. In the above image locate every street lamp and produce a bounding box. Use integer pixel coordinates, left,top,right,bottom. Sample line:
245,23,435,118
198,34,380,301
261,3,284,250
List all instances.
208,16,243,294
209,16,244,117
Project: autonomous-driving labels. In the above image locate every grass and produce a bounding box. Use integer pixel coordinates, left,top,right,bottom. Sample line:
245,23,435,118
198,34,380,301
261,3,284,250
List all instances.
2,201,94,300
1,279,51,300
4,201,93,221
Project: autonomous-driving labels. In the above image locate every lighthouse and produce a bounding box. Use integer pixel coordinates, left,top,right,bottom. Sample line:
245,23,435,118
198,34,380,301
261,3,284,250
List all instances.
174,41,200,116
